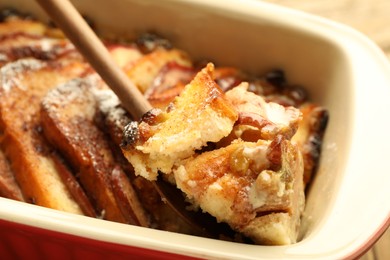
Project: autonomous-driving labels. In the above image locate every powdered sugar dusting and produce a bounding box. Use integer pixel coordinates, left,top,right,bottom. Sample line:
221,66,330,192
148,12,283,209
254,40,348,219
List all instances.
0,58,44,92
0,53,8,63
93,88,121,114
39,38,61,52
53,79,86,105
42,74,101,108
93,85,131,129
40,72,129,129
39,38,75,56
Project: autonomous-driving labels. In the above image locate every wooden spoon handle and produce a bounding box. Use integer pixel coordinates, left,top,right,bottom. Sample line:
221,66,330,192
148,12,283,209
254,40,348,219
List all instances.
35,0,151,119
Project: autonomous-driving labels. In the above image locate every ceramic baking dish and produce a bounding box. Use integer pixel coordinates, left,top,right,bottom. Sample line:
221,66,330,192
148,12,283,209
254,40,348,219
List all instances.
0,0,389,259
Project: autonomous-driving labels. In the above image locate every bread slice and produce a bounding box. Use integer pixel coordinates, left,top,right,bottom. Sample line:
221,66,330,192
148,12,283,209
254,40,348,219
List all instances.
41,75,149,226
0,33,75,65
0,14,97,215
125,48,192,93
121,63,305,244
144,62,195,109
0,149,24,201
225,83,301,141
107,44,143,69
0,17,77,66
122,63,238,180
174,138,304,245
0,16,48,36
0,57,87,214
95,89,200,233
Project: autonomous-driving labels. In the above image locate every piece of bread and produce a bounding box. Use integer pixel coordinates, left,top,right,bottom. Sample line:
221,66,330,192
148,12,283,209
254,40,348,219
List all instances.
0,16,49,36
122,63,238,181
125,48,192,93
122,63,306,244
0,14,95,215
174,138,304,245
95,88,203,234
0,56,87,214
0,15,78,66
144,62,195,108
225,83,301,140
40,75,149,226
0,149,24,201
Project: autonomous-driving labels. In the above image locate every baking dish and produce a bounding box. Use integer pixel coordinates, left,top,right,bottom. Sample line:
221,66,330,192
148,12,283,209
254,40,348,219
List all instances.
0,0,389,259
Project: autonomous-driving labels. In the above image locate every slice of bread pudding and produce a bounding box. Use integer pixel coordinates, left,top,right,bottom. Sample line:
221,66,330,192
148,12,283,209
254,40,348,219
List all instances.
122,63,305,244
122,63,238,181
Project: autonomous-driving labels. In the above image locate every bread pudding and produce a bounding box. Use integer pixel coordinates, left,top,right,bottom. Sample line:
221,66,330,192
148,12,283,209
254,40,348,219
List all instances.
0,10,328,245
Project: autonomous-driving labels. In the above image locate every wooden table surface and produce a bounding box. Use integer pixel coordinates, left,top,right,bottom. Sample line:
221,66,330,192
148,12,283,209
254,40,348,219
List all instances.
261,1,390,259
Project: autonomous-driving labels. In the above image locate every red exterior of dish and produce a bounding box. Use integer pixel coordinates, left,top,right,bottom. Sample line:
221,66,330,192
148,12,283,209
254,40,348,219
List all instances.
0,219,200,260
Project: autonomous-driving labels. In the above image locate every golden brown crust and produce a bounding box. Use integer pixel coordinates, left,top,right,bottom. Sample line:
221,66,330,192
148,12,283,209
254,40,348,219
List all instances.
0,33,75,66
145,62,195,108
0,148,24,201
0,57,87,213
0,18,48,36
0,17,85,211
125,48,192,93
95,89,198,232
225,84,302,141
292,103,329,185
122,63,238,180
50,150,97,217
40,76,148,225
175,138,304,243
